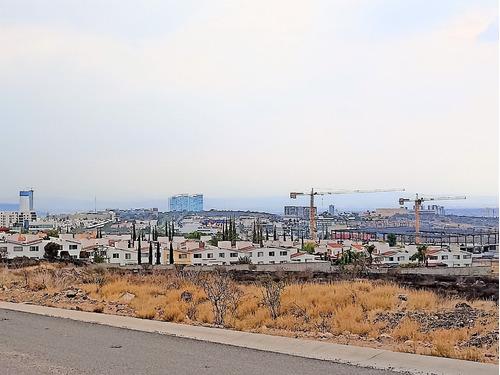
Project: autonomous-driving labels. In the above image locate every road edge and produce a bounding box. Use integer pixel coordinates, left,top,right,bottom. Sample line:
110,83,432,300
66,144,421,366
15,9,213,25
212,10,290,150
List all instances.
0,301,497,375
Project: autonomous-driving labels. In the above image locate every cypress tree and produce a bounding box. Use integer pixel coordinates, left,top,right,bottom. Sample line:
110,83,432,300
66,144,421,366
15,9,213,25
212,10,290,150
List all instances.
232,216,237,243
252,221,257,244
273,226,277,241
283,230,287,241
137,237,142,265
149,241,153,265
266,228,269,241
291,229,294,242
156,242,161,265
169,242,174,265
133,222,136,243
170,221,174,241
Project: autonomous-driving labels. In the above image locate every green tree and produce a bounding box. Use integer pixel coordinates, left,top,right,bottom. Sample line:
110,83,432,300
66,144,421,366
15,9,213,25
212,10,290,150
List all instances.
410,245,428,266
237,255,252,264
44,230,59,239
209,235,219,247
185,232,202,240
43,242,60,261
365,244,376,265
148,241,153,265
387,233,397,247
302,242,315,253
92,249,105,263
137,237,142,265
169,242,174,265
156,242,161,265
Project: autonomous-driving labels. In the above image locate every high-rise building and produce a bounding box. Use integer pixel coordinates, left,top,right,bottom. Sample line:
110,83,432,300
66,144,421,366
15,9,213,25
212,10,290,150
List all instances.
169,194,203,212
19,190,34,211
328,205,335,215
189,194,203,212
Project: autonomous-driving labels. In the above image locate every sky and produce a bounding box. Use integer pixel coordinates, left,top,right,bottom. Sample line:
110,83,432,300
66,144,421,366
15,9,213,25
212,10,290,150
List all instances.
0,1,498,212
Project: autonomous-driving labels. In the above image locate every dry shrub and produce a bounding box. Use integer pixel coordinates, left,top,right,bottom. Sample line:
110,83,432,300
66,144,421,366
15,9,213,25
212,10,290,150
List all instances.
391,318,423,342
406,289,437,310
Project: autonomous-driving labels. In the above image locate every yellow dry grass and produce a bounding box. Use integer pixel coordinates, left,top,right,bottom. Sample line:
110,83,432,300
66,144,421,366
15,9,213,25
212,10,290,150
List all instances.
0,265,497,364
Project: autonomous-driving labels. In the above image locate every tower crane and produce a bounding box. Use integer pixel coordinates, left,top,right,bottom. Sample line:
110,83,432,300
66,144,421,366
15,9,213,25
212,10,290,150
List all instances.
290,187,405,241
398,193,466,244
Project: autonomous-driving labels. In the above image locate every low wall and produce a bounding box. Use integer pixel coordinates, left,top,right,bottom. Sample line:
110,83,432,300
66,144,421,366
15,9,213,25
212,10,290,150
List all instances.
98,262,494,277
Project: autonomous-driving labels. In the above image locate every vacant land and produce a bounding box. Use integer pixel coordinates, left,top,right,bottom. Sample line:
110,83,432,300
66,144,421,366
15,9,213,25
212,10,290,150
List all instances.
0,264,497,364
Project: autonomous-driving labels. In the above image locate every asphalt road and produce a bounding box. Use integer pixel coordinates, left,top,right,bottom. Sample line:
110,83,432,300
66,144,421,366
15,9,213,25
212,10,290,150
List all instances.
0,309,402,375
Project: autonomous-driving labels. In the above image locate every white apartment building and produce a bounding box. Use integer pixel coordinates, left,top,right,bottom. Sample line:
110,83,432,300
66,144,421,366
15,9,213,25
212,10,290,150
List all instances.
0,211,37,228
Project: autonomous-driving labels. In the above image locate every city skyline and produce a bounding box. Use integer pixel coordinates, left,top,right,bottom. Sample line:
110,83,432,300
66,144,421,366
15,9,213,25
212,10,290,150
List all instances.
1,1,498,204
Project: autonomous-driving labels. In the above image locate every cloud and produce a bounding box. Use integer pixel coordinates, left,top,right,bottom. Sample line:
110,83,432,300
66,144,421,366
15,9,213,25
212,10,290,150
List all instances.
0,1,497,202
477,17,499,42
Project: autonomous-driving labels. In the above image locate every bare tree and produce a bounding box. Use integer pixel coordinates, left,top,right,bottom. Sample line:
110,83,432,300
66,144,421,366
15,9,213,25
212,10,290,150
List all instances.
259,277,285,320
196,271,243,326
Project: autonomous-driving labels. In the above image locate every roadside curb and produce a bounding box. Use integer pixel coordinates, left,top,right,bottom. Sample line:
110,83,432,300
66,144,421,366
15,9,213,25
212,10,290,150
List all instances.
1,301,497,375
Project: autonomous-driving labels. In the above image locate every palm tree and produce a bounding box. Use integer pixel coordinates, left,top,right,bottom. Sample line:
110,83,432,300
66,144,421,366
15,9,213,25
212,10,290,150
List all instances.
366,244,376,265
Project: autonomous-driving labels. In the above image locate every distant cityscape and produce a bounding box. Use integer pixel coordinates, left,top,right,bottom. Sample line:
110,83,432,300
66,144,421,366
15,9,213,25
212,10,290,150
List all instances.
0,189,498,268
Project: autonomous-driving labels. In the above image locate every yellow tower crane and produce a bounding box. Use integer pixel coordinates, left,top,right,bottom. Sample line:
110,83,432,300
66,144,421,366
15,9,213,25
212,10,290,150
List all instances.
398,193,466,244
290,187,405,241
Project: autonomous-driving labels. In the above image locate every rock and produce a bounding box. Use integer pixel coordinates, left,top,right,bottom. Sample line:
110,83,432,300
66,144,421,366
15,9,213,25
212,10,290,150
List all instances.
180,291,193,303
455,302,472,310
378,333,393,343
119,292,135,302
66,291,77,298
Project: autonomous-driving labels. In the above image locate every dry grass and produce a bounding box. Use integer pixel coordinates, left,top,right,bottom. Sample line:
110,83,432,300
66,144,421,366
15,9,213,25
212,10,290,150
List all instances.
0,265,497,364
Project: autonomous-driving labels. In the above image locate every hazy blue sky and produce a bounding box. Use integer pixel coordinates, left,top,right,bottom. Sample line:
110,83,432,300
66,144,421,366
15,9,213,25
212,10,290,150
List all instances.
1,1,498,210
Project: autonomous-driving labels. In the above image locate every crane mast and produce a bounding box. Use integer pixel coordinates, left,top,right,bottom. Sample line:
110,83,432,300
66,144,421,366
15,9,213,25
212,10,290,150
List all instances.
399,193,466,244
290,187,405,241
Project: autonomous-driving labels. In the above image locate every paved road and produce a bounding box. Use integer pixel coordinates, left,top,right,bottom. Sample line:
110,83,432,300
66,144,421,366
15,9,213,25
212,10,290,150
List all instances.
0,309,400,375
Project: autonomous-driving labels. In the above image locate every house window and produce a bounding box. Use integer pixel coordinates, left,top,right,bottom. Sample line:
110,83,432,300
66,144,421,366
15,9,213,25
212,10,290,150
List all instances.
141,252,148,257
14,246,22,252
219,253,225,258
388,257,394,261
30,246,39,252
270,261,275,264
113,253,119,259
193,253,202,259
453,255,460,260
397,256,404,261
69,245,78,250
269,251,275,256
179,254,187,259
125,253,131,260
280,251,287,256
441,255,448,260
258,252,263,257
463,254,471,259
207,253,213,259
230,252,237,258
